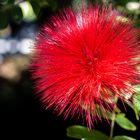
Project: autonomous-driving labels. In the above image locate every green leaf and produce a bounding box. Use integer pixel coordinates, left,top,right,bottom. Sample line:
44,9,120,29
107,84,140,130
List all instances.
95,105,113,120
67,125,90,139
19,1,36,22
0,11,8,29
30,1,40,16
47,0,58,11
133,85,140,111
132,105,139,120
7,0,15,4
133,94,140,111
72,0,88,11
113,135,136,140
0,0,8,5
35,0,48,7
133,84,140,92
131,84,140,120
67,125,109,140
115,113,136,131
124,99,139,120
11,6,23,22
85,129,109,140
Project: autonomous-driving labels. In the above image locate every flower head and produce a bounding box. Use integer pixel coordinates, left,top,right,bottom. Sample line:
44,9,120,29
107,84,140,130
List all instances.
31,5,140,127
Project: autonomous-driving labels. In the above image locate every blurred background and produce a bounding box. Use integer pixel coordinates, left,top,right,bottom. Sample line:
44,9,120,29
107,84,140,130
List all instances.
0,0,140,139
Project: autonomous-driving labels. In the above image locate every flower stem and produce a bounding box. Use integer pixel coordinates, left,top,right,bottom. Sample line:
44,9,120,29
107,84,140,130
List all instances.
109,112,115,140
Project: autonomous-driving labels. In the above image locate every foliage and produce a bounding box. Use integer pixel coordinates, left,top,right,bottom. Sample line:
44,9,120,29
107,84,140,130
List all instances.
66,79,140,137
0,0,69,29
1,0,140,140
1,0,140,29
66,1,140,140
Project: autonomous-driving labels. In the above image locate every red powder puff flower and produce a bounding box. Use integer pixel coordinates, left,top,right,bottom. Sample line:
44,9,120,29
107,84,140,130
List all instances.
31,5,140,127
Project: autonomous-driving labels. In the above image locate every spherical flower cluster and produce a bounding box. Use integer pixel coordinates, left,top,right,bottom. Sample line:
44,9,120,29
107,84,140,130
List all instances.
31,5,140,127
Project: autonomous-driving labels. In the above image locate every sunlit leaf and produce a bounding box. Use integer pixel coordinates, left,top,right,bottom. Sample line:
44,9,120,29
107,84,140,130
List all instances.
133,94,140,111
132,105,139,120
133,85,140,92
113,135,136,140
115,113,136,131
116,16,129,23
132,84,140,119
19,1,36,22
